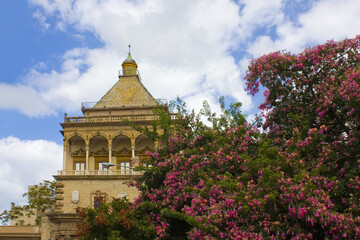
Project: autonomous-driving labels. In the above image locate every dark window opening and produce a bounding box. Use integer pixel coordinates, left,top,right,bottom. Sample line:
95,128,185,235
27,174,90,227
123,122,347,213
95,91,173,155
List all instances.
94,196,104,209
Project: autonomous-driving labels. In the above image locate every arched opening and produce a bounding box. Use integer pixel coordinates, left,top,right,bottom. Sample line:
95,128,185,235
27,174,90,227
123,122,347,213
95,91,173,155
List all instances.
112,135,132,172
89,135,108,173
135,134,155,161
68,136,86,174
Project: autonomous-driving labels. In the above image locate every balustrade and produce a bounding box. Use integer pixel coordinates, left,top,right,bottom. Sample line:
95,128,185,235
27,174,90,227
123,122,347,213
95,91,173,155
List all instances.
57,170,140,176
64,113,178,123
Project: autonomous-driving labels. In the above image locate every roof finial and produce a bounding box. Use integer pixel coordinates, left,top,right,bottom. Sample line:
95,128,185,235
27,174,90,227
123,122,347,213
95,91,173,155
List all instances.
121,45,138,75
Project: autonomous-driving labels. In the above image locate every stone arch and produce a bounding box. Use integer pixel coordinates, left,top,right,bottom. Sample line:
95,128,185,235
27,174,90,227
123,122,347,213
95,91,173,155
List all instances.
112,135,132,170
89,135,109,170
112,135,132,155
111,131,132,140
64,133,86,146
133,132,144,140
135,134,155,160
88,132,108,141
67,136,86,172
68,136,86,155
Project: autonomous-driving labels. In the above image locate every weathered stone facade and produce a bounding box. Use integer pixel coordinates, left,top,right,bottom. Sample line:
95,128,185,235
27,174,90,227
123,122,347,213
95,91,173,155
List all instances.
0,50,168,239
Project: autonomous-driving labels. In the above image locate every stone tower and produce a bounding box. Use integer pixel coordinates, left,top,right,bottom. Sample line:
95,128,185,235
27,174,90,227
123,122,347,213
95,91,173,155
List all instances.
41,48,164,239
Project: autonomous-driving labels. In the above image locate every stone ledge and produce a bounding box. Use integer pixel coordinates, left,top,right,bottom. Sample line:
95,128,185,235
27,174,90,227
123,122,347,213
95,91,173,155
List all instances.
47,213,82,223
0,225,40,239
53,174,136,180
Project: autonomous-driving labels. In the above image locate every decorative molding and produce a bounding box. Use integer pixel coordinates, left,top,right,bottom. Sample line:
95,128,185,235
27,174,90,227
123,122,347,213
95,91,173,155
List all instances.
61,120,156,128
55,182,64,188
136,146,154,155
53,175,134,180
71,191,79,204
71,148,86,156
92,147,108,156
115,147,132,156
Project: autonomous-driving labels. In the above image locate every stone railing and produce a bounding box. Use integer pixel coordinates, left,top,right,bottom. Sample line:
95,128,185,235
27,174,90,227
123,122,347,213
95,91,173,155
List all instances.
57,170,141,176
81,98,168,110
118,69,142,80
64,113,178,123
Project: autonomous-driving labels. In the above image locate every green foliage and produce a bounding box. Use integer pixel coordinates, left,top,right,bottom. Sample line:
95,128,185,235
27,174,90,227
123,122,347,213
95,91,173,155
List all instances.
24,180,56,213
0,207,24,225
0,180,56,225
77,37,360,239
76,198,156,240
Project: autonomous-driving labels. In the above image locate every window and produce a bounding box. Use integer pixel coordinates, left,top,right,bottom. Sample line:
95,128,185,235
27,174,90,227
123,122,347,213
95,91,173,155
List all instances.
75,162,85,175
98,162,107,170
94,196,104,209
98,162,108,175
120,162,131,171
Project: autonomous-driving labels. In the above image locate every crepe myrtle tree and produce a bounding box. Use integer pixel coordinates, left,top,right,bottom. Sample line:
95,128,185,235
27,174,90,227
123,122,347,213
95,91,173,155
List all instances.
245,36,360,238
77,98,283,239
76,36,360,239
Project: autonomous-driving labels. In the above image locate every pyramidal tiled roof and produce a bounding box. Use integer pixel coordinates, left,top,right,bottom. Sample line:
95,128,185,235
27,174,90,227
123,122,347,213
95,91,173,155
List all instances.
93,75,158,108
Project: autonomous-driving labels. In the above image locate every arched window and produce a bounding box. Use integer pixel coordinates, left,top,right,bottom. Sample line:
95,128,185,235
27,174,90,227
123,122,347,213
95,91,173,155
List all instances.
112,135,132,173
135,134,155,161
68,136,86,174
89,135,108,174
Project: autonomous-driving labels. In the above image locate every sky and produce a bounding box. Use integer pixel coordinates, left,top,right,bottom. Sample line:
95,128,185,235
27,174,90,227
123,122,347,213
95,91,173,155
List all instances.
1,0,360,213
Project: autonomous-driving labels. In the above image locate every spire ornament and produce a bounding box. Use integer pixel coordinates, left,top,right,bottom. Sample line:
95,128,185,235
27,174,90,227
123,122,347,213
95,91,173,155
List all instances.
122,45,138,75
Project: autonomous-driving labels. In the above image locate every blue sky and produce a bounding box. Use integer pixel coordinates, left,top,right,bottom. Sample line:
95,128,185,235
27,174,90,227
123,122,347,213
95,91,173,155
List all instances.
1,0,360,213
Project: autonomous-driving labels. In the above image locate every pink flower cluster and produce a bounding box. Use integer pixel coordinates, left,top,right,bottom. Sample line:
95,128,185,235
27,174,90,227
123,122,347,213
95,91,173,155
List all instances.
129,36,360,239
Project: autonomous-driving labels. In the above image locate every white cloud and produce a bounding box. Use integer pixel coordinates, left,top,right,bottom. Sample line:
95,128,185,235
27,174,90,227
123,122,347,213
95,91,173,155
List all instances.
248,0,360,56
19,0,250,117
1,0,360,215
1,0,359,118
2,0,360,221
238,0,284,36
0,83,55,117
32,9,50,30
295,0,360,43
246,114,256,124
0,136,62,212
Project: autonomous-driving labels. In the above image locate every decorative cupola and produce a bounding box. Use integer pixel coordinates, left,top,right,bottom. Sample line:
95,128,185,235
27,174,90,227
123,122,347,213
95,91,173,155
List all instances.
121,45,138,75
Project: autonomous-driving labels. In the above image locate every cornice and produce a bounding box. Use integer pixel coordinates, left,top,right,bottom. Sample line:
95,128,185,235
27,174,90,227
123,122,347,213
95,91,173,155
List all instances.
47,213,82,222
53,175,135,180
60,120,153,128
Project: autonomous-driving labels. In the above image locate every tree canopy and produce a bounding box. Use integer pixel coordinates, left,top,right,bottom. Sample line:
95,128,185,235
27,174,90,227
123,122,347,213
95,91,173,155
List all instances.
77,36,360,239
0,180,56,225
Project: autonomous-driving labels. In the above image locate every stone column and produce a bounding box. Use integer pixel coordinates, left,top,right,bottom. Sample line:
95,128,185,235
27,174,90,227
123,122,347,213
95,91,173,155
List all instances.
86,144,89,170
63,143,67,171
131,141,135,175
129,137,135,159
131,139,135,159
108,142,113,163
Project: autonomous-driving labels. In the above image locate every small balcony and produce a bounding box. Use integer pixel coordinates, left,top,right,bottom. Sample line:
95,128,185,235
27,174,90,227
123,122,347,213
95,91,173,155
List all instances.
118,69,141,78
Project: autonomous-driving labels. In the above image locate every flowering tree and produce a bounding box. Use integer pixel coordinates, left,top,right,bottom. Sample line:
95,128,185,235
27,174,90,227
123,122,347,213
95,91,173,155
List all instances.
77,37,360,239
76,198,156,240
245,36,360,238
133,99,273,239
